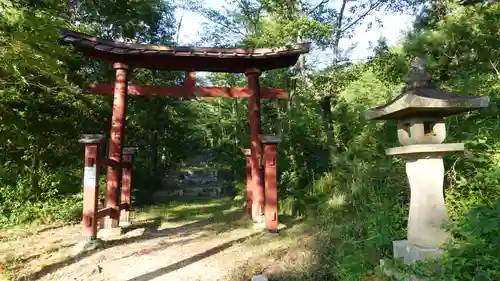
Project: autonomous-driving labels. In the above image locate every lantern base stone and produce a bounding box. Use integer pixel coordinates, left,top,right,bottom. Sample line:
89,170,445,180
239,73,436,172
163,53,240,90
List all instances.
393,240,444,265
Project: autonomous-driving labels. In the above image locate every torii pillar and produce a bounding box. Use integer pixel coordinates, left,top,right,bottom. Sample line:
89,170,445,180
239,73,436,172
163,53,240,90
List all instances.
246,68,265,223
104,62,130,229
261,135,281,234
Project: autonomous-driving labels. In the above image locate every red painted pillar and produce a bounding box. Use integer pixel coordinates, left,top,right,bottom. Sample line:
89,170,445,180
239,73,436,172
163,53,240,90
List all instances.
245,68,264,223
261,135,281,234
104,62,129,229
79,134,105,240
184,71,196,87
242,148,253,218
120,147,137,226
182,71,196,101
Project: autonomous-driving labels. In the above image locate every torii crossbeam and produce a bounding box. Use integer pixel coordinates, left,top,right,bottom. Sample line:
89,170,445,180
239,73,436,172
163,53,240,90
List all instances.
60,28,310,237
86,83,289,99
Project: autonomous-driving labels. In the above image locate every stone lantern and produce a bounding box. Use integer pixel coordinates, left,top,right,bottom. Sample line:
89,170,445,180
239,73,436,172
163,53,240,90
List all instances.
365,59,489,264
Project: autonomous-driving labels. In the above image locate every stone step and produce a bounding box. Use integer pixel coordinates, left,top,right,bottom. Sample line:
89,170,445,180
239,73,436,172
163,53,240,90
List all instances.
182,185,222,191
153,185,224,198
179,186,223,197
163,168,219,188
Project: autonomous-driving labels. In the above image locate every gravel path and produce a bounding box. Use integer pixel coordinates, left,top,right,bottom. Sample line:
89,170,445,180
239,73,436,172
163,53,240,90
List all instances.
41,226,261,281
0,215,308,281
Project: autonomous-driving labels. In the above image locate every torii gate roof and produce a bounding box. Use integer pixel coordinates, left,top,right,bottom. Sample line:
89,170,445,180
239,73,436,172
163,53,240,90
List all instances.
59,29,310,73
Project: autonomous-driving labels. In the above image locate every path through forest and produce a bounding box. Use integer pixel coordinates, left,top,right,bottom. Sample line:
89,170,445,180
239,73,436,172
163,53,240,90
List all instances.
0,153,314,281
0,196,313,281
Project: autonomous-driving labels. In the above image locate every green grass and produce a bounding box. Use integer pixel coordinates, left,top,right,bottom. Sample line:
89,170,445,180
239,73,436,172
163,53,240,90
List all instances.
133,196,239,224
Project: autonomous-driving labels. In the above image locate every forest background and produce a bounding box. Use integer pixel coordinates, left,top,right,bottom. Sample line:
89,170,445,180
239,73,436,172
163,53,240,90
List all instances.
1,0,499,279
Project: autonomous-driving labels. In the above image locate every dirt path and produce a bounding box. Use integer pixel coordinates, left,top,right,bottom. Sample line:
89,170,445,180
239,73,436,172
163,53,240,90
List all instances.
0,198,313,281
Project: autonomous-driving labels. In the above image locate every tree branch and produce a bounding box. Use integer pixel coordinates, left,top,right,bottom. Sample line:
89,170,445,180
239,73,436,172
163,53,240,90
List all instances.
175,11,184,46
209,18,247,37
332,0,349,63
307,0,330,16
341,0,384,33
199,7,247,37
490,59,500,78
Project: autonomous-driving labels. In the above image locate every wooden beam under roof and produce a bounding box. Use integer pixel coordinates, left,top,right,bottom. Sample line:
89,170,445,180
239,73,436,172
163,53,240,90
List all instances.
86,84,289,99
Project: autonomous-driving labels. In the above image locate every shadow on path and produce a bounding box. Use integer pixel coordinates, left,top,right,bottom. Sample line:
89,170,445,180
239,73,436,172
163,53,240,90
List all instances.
125,231,263,281
21,209,245,281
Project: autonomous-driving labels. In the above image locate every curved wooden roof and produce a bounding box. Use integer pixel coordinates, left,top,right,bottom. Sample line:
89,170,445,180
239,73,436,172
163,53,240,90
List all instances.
59,29,310,73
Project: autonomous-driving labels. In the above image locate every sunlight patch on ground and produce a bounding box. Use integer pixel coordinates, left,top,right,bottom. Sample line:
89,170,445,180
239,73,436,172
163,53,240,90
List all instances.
134,196,234,223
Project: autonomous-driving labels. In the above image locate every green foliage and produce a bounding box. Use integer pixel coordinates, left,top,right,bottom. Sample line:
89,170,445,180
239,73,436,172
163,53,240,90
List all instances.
0,167,83,227
1,1,500,281
243,15,332,48
0,1,85,227
0,0,183,227
438,199,500,280
399,199,500,280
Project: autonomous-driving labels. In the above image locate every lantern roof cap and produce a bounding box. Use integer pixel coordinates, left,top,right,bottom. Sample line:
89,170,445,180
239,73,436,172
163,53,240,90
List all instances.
365,58,489,121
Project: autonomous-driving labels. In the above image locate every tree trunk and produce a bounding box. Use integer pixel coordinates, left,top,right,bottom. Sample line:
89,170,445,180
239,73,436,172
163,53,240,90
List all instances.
285,74,297,138
218,98,223,146
30,148,40,196
151,130,159,184
321,96,336,165
234,98,244,146
285,29,304,139
332,0,348,63
149,96,161,186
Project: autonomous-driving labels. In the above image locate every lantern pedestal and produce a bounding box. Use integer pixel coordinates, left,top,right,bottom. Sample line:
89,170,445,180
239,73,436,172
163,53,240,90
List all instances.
387,144,463,264
405,157,450,248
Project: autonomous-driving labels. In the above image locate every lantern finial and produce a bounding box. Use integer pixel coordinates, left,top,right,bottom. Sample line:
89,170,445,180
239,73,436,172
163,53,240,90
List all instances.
405,57,432,89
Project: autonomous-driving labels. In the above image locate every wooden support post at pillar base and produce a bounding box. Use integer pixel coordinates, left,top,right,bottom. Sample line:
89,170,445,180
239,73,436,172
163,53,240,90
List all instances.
246,68,265,224
242,148,253,218
260,135,281,234
120,147,138,226
104,62,130,229
78,134,105,240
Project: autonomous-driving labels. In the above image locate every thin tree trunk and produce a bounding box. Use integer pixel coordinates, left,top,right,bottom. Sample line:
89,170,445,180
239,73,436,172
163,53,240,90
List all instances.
332,0,348,64
150,97,160,186
321,96,336,165
30,148,40,196
176,12,184,46
286,76,296,137
233,99,240,146
320,0,347,165
218,98,223,146
285,26,305,139
151,130,159,183
297,29,306,74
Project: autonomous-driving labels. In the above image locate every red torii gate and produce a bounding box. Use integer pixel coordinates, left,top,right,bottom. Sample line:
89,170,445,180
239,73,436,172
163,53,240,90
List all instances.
60,29,310,238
